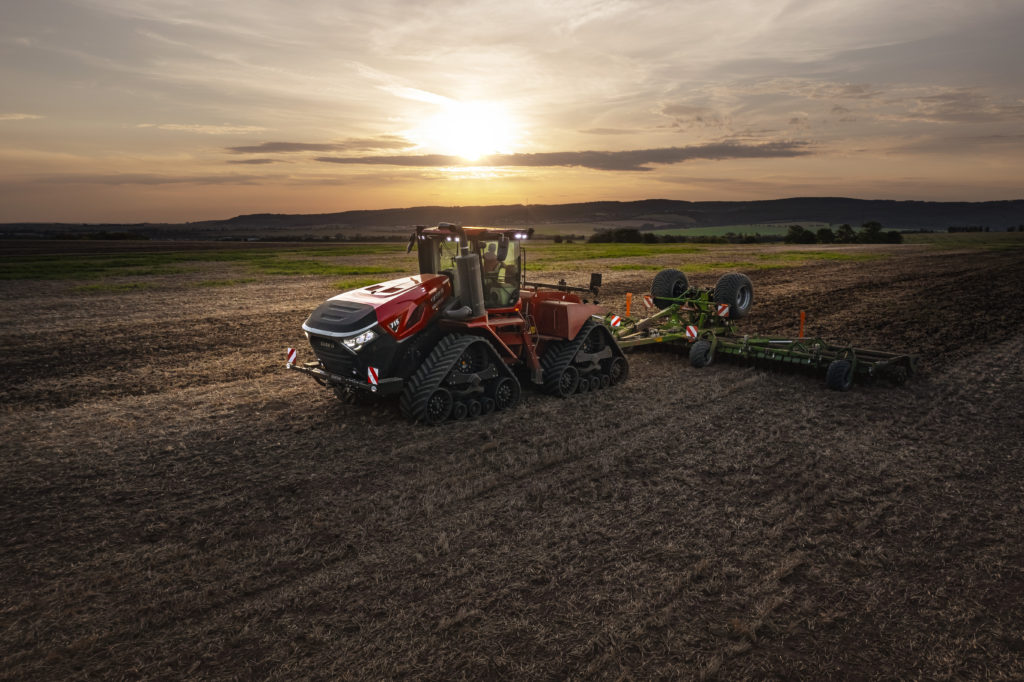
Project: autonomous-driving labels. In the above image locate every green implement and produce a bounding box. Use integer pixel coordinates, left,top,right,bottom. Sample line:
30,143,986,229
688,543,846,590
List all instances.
603,269,919,391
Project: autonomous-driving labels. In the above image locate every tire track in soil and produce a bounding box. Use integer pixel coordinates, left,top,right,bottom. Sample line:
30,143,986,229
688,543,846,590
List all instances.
1,363,775,678
4,247,1024,679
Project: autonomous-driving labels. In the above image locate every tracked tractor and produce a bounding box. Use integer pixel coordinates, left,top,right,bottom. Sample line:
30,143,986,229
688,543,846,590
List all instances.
287,223,628,424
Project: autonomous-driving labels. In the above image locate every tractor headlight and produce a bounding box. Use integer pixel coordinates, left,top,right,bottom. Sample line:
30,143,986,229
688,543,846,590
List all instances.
343,329,377,352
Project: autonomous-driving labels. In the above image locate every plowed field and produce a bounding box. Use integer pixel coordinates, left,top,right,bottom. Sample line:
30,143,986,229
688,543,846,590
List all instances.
2,240,1023,679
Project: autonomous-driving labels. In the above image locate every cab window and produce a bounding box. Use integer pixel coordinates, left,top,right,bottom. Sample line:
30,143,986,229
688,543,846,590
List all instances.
479,238,520,308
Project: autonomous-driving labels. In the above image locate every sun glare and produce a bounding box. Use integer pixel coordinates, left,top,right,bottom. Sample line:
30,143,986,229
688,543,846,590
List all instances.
415,101,518,161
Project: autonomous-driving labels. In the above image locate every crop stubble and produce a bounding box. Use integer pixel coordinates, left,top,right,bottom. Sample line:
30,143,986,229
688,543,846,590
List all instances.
1,243,1022,679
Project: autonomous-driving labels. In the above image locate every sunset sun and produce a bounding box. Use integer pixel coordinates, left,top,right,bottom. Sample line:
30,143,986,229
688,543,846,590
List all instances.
417,101,518,161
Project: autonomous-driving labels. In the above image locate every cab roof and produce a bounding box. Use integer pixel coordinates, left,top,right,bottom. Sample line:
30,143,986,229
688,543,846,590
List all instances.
417,223,534,240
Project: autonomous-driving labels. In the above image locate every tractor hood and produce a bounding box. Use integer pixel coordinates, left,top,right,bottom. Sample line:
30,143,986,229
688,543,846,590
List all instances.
303,274,450,340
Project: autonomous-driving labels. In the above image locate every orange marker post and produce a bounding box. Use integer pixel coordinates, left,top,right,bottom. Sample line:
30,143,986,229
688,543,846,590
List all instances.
799,310,806,338
625,292,632,317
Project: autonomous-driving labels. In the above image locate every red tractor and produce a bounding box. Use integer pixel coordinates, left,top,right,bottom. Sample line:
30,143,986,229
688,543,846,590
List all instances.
287,223,628,424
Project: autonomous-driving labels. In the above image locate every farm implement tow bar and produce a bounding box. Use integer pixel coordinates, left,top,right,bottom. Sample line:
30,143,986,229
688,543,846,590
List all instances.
601,269,920,391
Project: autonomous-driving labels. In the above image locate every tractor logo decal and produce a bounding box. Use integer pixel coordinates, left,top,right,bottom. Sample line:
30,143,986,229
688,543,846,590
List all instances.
685,325,698,341
388,318,401,332
286,347,297,365
609,315,622,327
367,366,379,385
717,303,730,317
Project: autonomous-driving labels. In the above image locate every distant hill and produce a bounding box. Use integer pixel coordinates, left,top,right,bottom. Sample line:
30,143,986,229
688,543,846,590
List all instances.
201,197,1024,230
4,197,1022,240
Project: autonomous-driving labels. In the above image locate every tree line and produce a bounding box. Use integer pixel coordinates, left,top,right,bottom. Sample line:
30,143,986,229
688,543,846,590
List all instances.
784,222,903,244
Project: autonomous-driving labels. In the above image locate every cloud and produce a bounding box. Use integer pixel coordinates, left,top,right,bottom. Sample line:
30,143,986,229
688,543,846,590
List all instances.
316,141,812,172
35,173,267,185
0,113,43,121
137,123,267,135
226,136,413,154
226,158,281,164
893,90,1024,124
579,128,634,135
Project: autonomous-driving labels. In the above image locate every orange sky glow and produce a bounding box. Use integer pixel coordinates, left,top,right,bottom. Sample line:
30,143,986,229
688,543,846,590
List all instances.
1,0,1022,222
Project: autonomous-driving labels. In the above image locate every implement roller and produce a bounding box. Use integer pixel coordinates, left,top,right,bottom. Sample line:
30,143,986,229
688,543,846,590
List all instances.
603,268,919,390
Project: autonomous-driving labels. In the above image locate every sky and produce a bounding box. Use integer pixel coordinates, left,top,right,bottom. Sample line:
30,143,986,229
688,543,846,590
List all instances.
1,0,1023,222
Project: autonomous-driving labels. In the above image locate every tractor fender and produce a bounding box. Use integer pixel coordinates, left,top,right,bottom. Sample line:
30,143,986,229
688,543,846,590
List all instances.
532,300,605,341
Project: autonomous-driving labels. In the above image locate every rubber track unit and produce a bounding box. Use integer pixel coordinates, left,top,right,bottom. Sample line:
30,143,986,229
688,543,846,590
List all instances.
400,334,513,423
541,320,623,395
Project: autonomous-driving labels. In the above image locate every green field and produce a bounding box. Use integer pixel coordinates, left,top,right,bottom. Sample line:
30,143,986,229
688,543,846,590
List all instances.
4,232,1021,292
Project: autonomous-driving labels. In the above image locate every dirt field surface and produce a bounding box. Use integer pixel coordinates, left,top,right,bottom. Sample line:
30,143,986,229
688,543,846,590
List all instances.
2,239,1023,679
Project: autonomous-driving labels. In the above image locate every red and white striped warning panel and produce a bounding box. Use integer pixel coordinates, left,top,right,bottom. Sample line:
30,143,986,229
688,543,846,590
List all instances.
685,325,698,341
717,303,730,317
286,347,297,364
367,366,379,385
642,294,654,309
609,315,622,327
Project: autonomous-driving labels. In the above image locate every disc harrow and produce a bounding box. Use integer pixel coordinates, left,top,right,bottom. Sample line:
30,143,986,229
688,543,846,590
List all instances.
604,270,919,391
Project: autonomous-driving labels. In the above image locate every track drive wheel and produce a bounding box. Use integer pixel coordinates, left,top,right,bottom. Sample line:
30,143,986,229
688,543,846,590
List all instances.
825,359,854,391
422,388,454,424
490,376,521,411
553,365,580,397
608,357,629,385
650,268,689,309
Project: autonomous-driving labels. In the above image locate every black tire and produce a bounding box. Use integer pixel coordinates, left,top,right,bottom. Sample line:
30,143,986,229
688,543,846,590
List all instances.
714,273,754,319
490,376,521,411
552,364,580,397
608,357,629,385
826,359,854,391
689,339,713,368
422,388,453,424
401,334,485,424
650,269,689,309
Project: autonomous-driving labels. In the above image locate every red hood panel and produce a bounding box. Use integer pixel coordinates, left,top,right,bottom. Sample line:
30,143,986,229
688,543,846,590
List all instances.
332,274,451,340
334,274,446,307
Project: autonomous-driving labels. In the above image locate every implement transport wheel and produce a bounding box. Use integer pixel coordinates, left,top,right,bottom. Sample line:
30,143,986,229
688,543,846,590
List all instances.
689,339,714,368
490,376,521,411
826,359,854,391
651,268,689,309
608,357,629,385
423,388,454,424
714,273,754,319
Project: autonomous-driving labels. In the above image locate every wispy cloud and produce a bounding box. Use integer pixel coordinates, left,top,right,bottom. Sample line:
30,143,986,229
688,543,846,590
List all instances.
35,173,267,185
0,113,43,121
226,136,414,154
226,158,281,165
138,123,267,134
317,141,812,172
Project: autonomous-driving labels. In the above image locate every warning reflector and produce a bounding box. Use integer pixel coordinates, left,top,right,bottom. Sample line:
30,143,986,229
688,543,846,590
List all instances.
685,325,698,341
717,303,730,317
286,347,297,365
367,366,379,385
642,294,654,309
609,315,622,327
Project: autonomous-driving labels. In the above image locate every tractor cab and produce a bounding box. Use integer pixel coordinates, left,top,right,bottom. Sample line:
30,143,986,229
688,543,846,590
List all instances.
410,223,531,312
